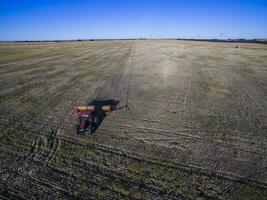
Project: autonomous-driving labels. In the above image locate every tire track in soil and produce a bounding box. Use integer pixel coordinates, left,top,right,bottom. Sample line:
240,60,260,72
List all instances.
68,158,188,200
34,138,188,199
59,135,267,189
3,136,44,185
45,129,60,165
43,133,263,199
95,43,134,102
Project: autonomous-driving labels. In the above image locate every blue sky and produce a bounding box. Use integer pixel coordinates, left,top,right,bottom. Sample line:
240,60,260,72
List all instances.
0,0,267,40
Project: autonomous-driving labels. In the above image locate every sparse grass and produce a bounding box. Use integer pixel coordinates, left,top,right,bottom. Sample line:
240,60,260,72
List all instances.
112,183,131,197
0,40,266,199
199,54,224,61
202,80,232,97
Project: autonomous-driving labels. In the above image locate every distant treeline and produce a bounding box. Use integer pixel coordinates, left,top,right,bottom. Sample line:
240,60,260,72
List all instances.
0,39,139,43
1,38,267,44
176,38,267,44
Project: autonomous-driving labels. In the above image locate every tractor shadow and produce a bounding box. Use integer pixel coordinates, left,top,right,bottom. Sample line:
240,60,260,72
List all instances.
87,99,120,134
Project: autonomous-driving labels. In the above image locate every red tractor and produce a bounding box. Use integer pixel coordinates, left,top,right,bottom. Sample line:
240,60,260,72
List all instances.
75,101,125,134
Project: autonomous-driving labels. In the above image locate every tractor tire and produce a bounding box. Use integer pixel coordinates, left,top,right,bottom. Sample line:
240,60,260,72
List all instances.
87,123,93,135
75,124,80,134
94,115,100,125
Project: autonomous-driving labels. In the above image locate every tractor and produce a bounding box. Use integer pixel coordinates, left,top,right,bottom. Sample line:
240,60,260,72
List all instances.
75,100,125,134
75,106,109,134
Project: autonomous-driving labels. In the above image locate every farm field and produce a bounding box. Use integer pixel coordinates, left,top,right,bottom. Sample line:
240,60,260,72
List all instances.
0,40,266,199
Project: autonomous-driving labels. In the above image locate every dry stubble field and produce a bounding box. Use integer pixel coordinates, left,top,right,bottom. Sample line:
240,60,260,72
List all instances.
0,40,266,199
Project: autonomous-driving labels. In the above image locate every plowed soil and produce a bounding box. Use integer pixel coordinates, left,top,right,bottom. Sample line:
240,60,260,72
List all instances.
0,40,266,199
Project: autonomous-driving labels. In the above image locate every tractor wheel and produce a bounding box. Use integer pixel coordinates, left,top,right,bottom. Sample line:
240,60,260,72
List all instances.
87,123,93,135
75,124,79,134
94,115,100,125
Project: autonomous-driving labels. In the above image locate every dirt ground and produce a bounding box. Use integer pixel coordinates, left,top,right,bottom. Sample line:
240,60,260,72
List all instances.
0,40,266,199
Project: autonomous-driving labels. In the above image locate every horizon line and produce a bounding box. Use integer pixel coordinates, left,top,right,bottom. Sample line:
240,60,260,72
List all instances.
1,38,267,42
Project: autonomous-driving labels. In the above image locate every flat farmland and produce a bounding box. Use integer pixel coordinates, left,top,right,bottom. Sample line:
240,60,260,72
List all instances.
0,40,266,199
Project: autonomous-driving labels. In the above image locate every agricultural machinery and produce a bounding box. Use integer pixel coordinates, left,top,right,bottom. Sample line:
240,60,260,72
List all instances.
75,100,125,134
